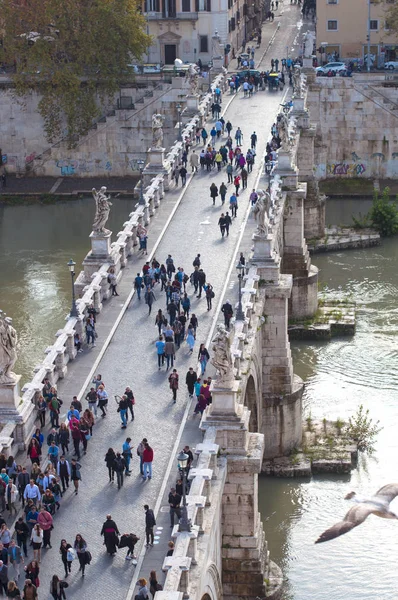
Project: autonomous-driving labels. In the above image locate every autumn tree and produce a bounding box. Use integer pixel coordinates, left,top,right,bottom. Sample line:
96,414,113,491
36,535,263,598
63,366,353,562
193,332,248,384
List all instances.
0,0,150,143
386,2,398,34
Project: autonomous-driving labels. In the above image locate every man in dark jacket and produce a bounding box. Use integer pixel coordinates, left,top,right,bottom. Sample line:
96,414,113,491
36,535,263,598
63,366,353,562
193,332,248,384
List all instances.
197,269,206,298
168,488,181,528
15,517,29,557
144,505,156,547
221,300,234,329
185,368,198,398
100,514,120,556
113,454,126,490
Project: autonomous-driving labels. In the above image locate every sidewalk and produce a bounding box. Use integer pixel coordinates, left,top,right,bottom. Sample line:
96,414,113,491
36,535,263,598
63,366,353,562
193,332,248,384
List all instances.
8,3,306,598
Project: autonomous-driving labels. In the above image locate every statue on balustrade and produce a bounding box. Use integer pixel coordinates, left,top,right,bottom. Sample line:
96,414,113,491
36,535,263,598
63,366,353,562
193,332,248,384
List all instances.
92,186,112,234
292,66,302,97
277,113,291,152
211,325,234,386
0,312,18,385
186,63,200,96
253,190,270,236
151,113,165,148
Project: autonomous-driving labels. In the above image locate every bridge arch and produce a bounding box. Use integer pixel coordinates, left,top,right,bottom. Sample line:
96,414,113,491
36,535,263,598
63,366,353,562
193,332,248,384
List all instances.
241,349,262,433
200,562,223,600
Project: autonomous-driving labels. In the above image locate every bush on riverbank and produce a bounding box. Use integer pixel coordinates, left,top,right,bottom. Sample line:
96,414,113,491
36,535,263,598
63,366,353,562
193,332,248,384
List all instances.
352,187,398,236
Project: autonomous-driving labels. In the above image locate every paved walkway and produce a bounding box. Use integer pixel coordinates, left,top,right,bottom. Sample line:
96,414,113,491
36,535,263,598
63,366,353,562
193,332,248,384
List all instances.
9,4,310,599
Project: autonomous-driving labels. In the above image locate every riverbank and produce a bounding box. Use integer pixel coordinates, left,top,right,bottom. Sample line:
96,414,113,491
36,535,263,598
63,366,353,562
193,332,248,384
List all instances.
0,174,138,202
319,178,398,197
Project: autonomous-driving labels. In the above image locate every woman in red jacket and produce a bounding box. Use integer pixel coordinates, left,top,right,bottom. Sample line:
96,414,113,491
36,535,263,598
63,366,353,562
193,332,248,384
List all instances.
142,443,154,482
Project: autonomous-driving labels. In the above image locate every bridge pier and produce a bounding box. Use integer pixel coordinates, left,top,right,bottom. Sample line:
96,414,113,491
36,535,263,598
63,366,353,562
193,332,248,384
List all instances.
277,155,319,320
202,387,282,600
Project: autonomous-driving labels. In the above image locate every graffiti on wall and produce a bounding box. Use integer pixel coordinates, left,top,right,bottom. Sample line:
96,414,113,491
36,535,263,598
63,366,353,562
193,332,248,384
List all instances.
55,158,112,176
326,162,366,176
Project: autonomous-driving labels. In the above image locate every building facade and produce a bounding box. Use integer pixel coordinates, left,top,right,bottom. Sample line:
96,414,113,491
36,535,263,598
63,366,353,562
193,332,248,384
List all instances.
316,0,398,67
142,0,263,66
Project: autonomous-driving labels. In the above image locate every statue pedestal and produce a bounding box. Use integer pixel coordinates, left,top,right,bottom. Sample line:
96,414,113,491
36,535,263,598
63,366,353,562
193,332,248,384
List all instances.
89,230,112,258
210,380,240,416
252,233,273,261
276,151,298,189
186,95,200,112
302,57,313,69
148,147,165,169
0,374,22,412
211,56,224,74
292,97,305,113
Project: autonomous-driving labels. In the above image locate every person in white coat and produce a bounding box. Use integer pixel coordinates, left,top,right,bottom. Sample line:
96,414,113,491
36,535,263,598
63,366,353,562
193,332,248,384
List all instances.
5,481,18,516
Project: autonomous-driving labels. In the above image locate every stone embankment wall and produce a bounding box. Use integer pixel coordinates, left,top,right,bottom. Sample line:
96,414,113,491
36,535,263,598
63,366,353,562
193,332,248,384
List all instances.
0,78,190,177
307,76,398,180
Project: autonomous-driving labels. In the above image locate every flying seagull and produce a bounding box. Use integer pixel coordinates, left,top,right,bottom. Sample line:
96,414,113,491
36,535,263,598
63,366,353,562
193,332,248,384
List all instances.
315,483,398,544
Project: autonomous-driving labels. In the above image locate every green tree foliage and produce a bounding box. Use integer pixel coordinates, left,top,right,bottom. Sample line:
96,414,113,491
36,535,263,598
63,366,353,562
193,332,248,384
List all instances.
369,187,398,237
345,404,382,454
0,0,150,144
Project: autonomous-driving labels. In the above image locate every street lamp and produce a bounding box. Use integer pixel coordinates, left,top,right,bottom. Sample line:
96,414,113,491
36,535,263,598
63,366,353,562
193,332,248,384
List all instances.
67,259,79,318
207,61,212,94
265,161,273,193
177,451,191,532
235,262,245,321
176,103,182,141
136,159,145,205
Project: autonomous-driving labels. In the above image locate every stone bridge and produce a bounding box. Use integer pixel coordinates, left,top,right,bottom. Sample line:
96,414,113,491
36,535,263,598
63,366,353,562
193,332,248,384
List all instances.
0,65,325,600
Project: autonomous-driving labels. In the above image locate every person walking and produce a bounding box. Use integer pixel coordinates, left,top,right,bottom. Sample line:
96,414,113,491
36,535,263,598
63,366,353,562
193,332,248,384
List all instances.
221,300,234,329
30,525,43,564
73,534,88,577
0,564,9,597
164,338,176,370
97,385,108,418
226,163,233,183
168,487,181,528
197,269,206,299
155,336,165,370
179,165,187,186
189,150,199,173
7,540,23,580
113,453,126,490
250,131,257,149
24,561,39,590
224,211,232,236
70,459,81,495
219,182,227,204
6,581,21,599
198,344,210,375
144,505,156,548
185,324,195,354
117,395,128,429
100,515,120,557
210,183,218,206
15,518,29,559
241,167,248,190
185,368,197,398
38,507,53,549
205,283,214,310
5,481,17,517
108,268,119,296
168,369,179,404
50,574,68,600
218,214,227,238
233,175,240,197
57,456,70,493
59,540,73,578
122,438,133,476
235,127,243,145
144,287,156,315
142,443,154,481
229,193,238,218
104,448,116,483
22,578,38,600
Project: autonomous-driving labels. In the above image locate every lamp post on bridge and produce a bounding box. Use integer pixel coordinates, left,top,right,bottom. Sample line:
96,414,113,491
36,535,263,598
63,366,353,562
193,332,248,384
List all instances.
177,451,191,532
176,103,182,142
265,161,273,194
235,262,245,321
137,159,145,205
67,259,79,318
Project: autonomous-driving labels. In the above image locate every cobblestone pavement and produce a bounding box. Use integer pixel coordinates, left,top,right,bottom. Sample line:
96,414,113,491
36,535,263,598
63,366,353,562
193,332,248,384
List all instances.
11,4,310,599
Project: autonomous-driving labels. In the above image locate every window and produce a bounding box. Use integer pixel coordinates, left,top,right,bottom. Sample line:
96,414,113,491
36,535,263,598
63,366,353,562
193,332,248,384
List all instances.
182,0,190,10
145,0,160,10
230,16,236,31
196,0,211,9
327,0,338,4
327,20,338,30
199,35,208,53
369,20,379,31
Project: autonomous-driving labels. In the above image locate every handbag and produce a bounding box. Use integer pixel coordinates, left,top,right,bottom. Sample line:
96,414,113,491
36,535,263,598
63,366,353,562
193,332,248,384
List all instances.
85,434,91,441
67,549,75,561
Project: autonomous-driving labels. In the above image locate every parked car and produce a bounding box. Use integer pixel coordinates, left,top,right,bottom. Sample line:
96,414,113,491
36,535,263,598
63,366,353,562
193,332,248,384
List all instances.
384,61,398,70
316,62,347,76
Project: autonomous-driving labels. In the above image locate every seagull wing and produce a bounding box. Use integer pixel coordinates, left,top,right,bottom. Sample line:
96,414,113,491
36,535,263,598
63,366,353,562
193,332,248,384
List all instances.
315,503,376,544
374,483,398,504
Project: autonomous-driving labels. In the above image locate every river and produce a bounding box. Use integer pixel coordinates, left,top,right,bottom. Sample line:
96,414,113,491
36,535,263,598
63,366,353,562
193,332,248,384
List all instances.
0,197,133,384
259,198,398,599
